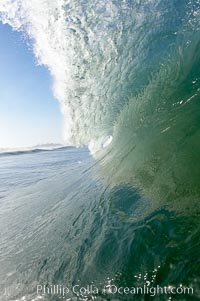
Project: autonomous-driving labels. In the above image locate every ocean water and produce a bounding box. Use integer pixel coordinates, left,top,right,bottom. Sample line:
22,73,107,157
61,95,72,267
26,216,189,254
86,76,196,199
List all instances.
0,147,199,301
0,0,200,300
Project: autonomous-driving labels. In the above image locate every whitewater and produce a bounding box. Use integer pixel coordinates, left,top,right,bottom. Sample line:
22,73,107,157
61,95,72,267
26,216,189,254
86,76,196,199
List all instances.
0,0,200,300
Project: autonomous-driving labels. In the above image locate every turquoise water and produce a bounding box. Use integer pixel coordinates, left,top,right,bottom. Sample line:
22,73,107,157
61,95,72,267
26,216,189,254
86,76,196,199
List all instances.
0,147,199,300
0,0,200,300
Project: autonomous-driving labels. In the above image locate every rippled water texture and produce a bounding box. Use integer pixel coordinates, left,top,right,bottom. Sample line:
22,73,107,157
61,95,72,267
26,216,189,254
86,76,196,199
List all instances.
0,0,200,300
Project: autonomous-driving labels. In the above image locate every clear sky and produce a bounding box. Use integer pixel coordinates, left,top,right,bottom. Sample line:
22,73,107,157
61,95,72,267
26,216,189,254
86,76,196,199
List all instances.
0,22,63,149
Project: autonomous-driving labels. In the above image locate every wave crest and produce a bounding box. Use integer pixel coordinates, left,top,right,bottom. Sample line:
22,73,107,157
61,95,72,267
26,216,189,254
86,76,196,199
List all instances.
1,0,199,146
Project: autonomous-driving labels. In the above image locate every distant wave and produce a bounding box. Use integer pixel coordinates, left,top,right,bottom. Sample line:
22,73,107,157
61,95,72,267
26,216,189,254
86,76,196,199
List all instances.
0,144,70,156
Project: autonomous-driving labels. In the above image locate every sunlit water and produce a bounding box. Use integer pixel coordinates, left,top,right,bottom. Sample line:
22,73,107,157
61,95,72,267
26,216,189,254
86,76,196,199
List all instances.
0,0,200,300
0,147,199,301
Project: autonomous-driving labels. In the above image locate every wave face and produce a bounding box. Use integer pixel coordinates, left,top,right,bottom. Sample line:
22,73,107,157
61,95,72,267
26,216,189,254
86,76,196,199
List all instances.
1,0,200,204
1,0,199,145
0,2,200,300
0,147,199,301
3,0,200,204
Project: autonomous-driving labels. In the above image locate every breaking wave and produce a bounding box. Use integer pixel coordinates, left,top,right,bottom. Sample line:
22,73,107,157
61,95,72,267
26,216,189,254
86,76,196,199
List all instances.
1,0,200,211
1,2,200,300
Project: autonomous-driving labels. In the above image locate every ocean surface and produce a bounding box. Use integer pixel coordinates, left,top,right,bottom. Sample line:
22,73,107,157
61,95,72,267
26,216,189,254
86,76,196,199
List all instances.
0,0,200,300
0,147,199,301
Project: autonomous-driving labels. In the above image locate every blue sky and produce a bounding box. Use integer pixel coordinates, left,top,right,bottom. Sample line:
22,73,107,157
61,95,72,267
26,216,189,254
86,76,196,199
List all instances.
0,22,63,149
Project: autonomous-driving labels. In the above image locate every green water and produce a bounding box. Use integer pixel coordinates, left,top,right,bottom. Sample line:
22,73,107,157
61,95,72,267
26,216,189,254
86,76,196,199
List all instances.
0,0,200,300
